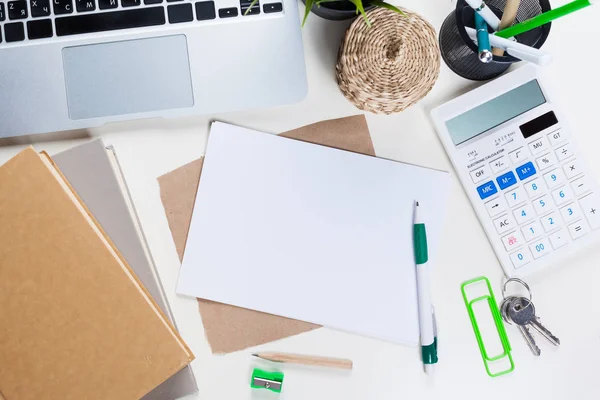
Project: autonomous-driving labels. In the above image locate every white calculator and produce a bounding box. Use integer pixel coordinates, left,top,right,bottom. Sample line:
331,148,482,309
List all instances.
431,65,600,278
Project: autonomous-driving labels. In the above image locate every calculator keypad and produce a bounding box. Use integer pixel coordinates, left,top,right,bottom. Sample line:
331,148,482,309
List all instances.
529,238,551,259
535,152,557,171
513,203,535,224
515,161,536,180
490,156,509,174
532,194,551,214
485,198,506,217
540,211,561,232
572,176,591,196
502,231,524,251
509,147,526,164
505,187,526,207
528,137,549,155
524,178,545,197
559,203,581,224
471,126,600,270
510,248,532,267
493,215,515,234
555,143,574,162
549,229,568,249
579,194,600,229
563,159,583,179
521,220,542,241
470,165,491,183
497,171,517,190
547,129,564,146
543,169,564,188
551,186,572,205
568,221,589,239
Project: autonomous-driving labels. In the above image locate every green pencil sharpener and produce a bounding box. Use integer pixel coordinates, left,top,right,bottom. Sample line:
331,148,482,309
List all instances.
251,368,284,393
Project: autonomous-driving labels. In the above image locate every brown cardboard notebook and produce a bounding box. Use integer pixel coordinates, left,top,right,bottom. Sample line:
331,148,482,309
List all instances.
158,115,375,354
0,148,194,400
53,140,198,400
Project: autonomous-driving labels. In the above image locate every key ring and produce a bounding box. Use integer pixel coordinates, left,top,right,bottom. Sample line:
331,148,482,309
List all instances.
502,278,532,301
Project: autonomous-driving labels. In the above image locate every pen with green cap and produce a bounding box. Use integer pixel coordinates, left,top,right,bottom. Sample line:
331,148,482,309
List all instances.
497,0,595,39
413,201,438,374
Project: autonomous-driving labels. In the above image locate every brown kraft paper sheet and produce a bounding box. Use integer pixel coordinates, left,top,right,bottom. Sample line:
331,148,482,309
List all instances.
158,115,375,354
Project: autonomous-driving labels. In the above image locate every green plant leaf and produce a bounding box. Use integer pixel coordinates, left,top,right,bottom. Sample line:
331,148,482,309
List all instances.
243,0,259,15
369,0,406,16
302,0,314,27
348,0,371,26
314,0,338,8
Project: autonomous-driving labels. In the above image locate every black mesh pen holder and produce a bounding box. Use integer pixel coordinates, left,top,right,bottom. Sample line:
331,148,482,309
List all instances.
439,0,552,81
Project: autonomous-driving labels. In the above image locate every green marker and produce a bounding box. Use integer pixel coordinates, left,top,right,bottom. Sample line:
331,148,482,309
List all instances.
497,0,595,39
413,201,438,374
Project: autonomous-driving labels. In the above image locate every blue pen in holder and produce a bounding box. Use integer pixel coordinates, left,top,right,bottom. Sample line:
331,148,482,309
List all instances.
439,0,552,81
475,13,493,63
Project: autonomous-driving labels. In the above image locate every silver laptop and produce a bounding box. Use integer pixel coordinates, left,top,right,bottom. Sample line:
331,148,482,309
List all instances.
0,0,307,138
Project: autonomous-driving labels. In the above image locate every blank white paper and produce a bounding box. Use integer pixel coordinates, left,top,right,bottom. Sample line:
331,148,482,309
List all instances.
177,122,451,345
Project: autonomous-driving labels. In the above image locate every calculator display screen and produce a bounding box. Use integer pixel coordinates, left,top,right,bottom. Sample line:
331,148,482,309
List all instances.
446,80,546,146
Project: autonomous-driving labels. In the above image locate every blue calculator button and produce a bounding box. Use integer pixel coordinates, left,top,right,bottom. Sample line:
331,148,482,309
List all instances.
516,162,537,180
477,181,498,200
496,171,517,190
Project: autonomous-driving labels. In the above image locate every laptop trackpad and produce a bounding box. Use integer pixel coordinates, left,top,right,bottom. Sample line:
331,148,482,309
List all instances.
62,35,194,120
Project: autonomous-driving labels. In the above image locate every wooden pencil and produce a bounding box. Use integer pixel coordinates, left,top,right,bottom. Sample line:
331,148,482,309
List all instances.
493,0,522,56
252,352,353,370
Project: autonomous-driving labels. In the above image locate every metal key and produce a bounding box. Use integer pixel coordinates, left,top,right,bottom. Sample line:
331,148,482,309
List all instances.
529,317,560,346
499,296,517,324
507,297,541,356
510,297,560,346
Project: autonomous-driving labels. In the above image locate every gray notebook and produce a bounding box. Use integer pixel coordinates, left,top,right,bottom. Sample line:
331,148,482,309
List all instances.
53,139,198,400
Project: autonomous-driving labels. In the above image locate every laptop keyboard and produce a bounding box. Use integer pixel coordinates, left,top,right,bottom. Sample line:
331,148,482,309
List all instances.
0,0,283,43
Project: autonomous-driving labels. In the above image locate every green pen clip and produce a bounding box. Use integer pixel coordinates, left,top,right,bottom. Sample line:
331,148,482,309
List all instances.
251,369,284,393
461,277,515,378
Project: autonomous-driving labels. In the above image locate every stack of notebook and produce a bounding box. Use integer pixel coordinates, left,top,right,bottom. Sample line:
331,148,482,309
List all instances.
0,141,198,400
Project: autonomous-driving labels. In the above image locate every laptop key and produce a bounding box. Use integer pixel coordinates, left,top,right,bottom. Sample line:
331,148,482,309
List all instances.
75,0,96,12
5,22,25,41
53,0,73,14
121,0,141,6
144,0,163,3
98,0,118,9
218,7,237,17
8,1,28,20
55,7,166,36
27,19,53,39
31,0,51,17
263,2,282,13
195,1,215,20
0,3,5,21
167,3,193,23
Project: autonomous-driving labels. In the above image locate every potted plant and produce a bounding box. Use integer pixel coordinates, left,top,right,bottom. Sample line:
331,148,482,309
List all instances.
246,0,404,25
301,0,404,25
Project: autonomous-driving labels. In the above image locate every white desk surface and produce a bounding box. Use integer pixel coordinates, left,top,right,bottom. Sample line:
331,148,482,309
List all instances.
1,1,599,399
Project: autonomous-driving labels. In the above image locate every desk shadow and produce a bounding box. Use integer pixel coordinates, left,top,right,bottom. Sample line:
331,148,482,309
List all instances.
0,129,91,147
308,16,354,80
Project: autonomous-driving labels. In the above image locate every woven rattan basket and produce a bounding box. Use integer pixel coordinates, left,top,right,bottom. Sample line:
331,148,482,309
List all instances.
336,8,441,114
